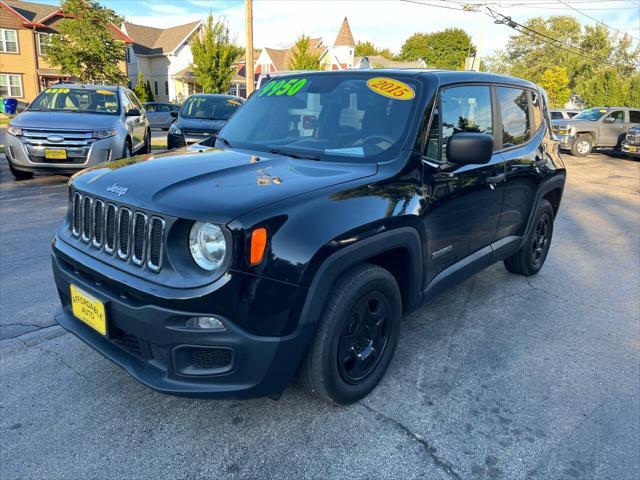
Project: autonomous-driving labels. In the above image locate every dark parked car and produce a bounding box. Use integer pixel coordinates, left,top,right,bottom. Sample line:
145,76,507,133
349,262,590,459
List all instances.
52,70,566,404
143,102,180,130
167,94,243,149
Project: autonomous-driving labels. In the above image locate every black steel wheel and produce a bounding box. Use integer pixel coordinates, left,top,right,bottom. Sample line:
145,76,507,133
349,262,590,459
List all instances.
504,199,555,276
301,264,402,405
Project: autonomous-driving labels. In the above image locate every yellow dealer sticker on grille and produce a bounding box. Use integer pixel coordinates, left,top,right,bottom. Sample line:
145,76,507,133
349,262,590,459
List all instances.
366,77,415,100
70,285,107,335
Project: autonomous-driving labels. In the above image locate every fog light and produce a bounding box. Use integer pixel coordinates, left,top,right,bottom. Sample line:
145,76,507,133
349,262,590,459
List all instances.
186,316,225,330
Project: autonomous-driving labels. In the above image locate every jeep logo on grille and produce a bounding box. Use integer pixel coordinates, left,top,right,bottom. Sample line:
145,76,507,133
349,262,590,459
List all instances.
47,135,65,143
107,183,128,196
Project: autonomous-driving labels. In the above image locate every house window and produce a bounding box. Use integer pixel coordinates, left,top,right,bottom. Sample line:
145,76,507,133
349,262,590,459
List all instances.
37,33,53,56
125,47,130,63
0,29,19,53
165,80,169,96
154,81,158,95
0,74,23,97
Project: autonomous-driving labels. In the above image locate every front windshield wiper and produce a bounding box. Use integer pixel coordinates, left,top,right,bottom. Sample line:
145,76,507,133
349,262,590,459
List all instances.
214,135,233,148
269,148,319,161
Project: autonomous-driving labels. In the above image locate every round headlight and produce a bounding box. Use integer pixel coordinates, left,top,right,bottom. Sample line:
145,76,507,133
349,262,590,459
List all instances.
189,222,227,271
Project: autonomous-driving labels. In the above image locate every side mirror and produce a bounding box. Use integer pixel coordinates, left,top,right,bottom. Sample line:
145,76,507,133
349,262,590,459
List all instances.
446,133,494,165
603,117,615,124
170,111,179,118
126,108,140,117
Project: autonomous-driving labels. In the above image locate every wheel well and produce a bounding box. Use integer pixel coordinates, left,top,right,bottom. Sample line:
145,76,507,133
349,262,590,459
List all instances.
543,187,562,216
364,248,412,314
576,131,595,143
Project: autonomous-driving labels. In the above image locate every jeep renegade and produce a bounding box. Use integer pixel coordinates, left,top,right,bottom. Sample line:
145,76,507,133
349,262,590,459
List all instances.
52,71,566,404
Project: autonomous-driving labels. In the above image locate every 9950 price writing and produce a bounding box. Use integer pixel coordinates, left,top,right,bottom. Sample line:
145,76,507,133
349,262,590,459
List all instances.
258,78,308,97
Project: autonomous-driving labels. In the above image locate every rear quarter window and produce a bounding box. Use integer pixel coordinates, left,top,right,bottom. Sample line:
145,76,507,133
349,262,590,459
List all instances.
497,87,530,148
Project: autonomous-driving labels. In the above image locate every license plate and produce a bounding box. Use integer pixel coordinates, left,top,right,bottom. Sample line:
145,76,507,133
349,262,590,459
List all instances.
45,148,67,160
629,146,638,152
70,285,107,335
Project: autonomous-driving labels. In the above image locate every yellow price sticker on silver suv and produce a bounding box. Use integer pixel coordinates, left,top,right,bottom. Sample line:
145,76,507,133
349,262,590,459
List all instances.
366,77,415,100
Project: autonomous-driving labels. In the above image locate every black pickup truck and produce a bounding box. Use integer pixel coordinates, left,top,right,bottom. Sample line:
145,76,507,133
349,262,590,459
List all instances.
52,70,566,404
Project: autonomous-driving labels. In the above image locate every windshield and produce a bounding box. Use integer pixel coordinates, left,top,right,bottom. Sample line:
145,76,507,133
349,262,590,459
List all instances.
220,74,418,162
574,108,607,121
28,87,120,115
181,96,242,120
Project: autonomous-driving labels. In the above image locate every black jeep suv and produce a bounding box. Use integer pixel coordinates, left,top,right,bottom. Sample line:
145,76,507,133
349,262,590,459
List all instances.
52,71,565,404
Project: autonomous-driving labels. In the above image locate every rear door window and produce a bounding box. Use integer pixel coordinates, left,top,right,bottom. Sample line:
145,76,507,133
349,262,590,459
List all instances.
497,87,530,148
531,91,544,133
629,110,640,123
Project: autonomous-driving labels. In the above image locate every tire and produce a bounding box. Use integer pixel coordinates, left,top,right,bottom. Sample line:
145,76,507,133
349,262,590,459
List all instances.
503,199,554,276
570,135,592,157
138,129,151,154
122,139,132,159
301,264,402,405
8,163,33,181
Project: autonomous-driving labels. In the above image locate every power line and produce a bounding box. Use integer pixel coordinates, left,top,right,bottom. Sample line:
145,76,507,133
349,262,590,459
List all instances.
486,7,639,68
399,0,468,11
556,0,640,41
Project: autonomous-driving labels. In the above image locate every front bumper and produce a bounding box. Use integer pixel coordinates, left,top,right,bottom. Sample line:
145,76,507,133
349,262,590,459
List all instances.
621,141,640,157
51,240,315,399
4,133,123,173
556,134,576,150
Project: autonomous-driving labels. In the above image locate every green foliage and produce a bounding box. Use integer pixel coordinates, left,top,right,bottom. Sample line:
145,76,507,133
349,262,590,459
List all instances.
355,40,378,57
484,15,640,107
133,72,150,102
399,28,475,69
575,69,639,108
190,14,244,94
46,0,127,84
539,66,571,108
288,35,322,70
378,48,395,60
145,80,154,102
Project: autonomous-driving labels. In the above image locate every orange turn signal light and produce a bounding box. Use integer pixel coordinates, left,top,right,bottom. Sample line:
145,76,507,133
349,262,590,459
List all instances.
250,227,267,265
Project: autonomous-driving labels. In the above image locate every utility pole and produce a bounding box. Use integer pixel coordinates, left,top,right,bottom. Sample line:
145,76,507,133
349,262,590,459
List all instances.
245,0,255,97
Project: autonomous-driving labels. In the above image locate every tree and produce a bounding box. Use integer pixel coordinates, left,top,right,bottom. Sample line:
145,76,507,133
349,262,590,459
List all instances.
145,80,154,102
133,72,150,102
484,15,640,107
46,0,127,84
378,48,395,60
190,14,244,94
539,66,571,108
355,40,378,57
575,69,629,108
288,34,321,70
399,29,475,70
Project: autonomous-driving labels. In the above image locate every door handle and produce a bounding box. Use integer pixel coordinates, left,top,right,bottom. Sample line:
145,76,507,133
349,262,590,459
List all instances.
485,173,506,190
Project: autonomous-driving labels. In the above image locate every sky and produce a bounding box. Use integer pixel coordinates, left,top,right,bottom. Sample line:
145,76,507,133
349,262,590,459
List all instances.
33,0,640,58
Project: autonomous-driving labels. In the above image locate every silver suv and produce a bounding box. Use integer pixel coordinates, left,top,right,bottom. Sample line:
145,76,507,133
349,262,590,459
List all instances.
5,84,150,180
554,107,640,157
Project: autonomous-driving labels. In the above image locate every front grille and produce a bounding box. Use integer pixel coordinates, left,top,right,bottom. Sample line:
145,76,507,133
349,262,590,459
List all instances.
69,191,165,272
191,348,232,370
626,130,640,145
22,129,95,164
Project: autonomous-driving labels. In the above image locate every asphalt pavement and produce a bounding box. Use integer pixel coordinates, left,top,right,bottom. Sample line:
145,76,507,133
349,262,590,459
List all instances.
1,152,638,479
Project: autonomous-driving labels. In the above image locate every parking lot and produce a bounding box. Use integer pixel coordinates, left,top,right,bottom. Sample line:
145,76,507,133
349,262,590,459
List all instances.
0,151,638,479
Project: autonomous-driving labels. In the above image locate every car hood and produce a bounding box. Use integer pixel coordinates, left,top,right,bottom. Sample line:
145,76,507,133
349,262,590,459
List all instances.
11,111,119,130
177,117,227,132
71,145,377,224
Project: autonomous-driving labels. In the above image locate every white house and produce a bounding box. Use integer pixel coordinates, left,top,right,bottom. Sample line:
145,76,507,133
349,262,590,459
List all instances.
122,20,203,103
